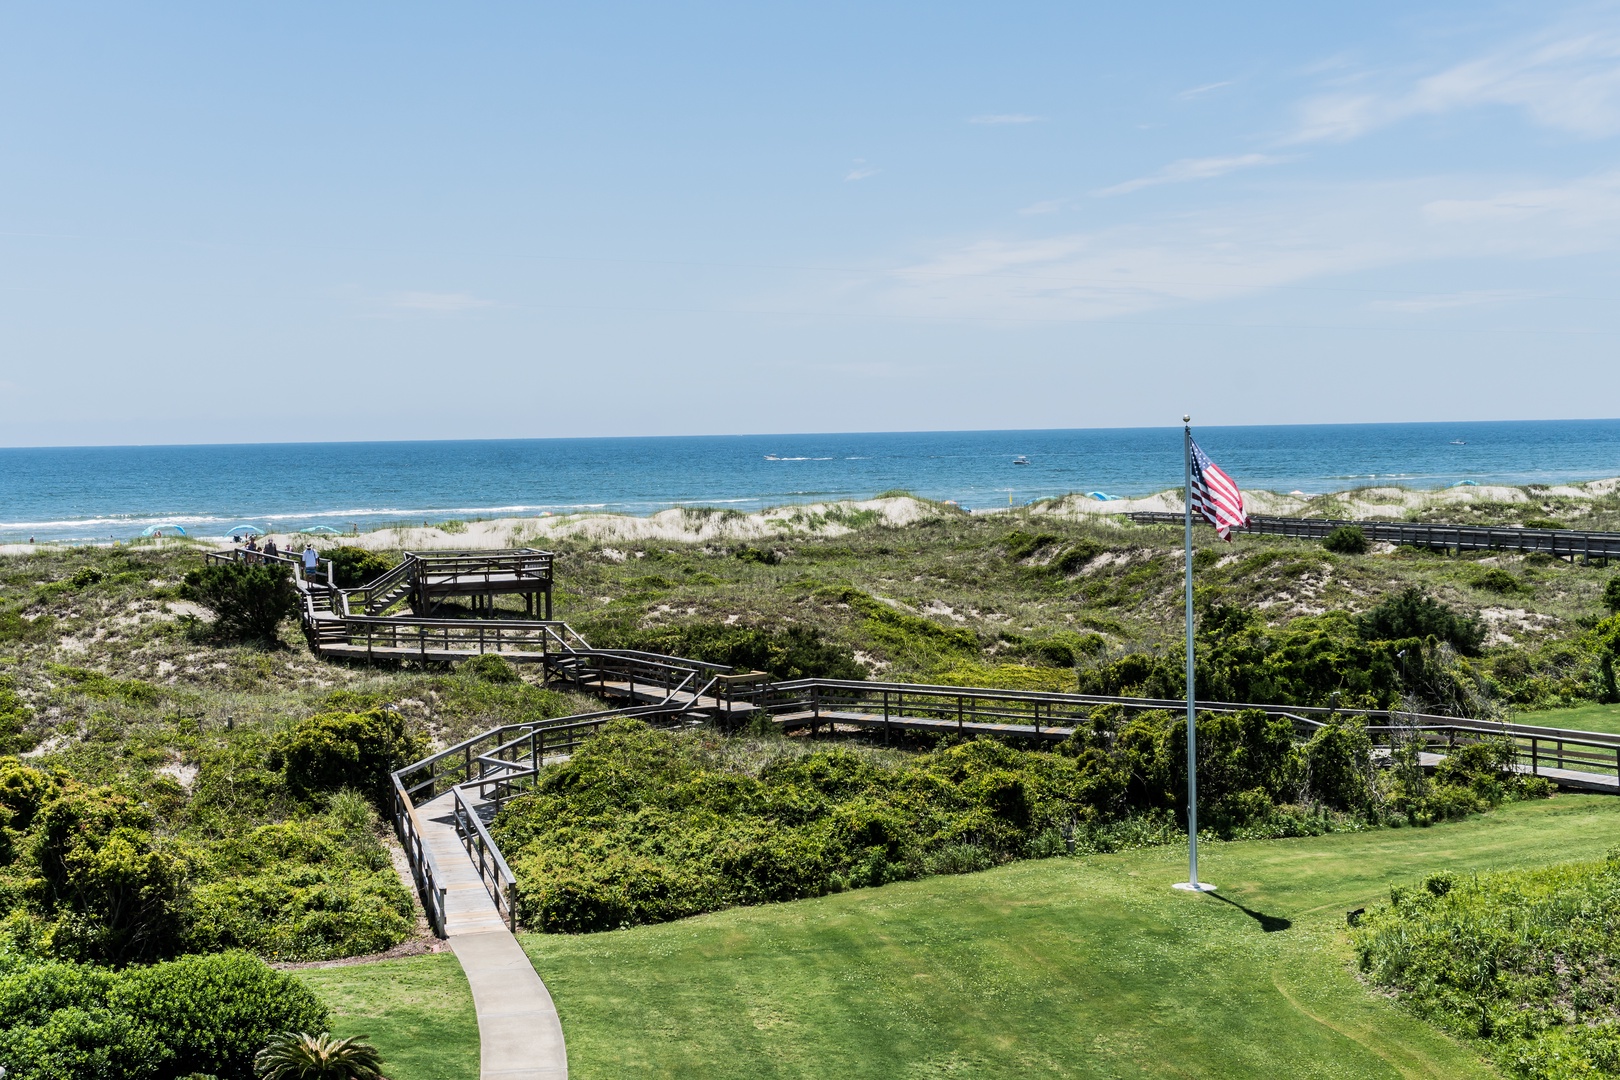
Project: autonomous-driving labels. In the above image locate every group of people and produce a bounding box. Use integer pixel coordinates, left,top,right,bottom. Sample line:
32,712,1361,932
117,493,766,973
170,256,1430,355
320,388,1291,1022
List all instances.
233,534,322,574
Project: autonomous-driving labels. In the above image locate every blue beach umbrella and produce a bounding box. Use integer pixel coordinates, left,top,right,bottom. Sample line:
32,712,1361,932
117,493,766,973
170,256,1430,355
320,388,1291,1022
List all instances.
302,525,340,535
226,525,264,536
141,524,187,536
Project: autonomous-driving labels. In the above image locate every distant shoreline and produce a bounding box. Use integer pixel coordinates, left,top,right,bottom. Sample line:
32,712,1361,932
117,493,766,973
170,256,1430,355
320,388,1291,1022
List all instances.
7,476,1613,556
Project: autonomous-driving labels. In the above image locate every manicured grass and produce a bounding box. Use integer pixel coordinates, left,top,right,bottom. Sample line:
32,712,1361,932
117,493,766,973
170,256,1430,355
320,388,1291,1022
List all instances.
295,952,479,1080
1511,700,1620,736
522,795,1620,1079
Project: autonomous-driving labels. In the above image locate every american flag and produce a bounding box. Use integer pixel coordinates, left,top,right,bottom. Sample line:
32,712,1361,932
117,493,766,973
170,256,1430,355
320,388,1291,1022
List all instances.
1190,439,1247,540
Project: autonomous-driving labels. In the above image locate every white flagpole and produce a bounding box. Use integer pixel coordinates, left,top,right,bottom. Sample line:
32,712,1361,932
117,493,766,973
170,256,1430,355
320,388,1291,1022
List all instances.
1176,416,1214,893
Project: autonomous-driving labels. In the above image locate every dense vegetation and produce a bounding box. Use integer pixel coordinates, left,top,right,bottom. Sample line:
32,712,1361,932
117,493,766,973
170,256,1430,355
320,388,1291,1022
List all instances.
0,487,1616,1073
492,709,1548,932
0,950,326,1080
1356,852,1620,1079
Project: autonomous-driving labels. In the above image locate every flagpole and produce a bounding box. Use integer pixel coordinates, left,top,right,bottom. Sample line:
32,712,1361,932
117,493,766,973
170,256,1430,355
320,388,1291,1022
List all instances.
1175,415,1214,893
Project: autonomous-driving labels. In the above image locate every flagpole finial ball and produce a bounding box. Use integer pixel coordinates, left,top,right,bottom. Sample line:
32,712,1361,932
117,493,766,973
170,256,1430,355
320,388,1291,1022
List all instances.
1183,414,1191,423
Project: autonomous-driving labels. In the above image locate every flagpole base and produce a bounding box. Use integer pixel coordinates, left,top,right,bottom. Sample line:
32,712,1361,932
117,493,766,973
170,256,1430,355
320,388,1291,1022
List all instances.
1173,881,1217,893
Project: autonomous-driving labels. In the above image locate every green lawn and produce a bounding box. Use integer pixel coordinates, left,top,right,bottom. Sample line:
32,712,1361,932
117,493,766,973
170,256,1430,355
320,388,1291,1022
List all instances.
520,795,1620,1079
1511,701,1620,736
295,951,480,1080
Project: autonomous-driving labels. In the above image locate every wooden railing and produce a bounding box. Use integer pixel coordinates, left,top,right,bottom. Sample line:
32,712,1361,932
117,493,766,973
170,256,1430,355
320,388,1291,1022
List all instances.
328,616,590,658
1129,511,1620,561
391,773,450,937
452,785,519,931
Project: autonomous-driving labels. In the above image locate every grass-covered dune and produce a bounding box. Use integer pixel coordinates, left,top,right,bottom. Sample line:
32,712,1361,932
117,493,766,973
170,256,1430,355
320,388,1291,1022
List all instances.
510,795,1620,1079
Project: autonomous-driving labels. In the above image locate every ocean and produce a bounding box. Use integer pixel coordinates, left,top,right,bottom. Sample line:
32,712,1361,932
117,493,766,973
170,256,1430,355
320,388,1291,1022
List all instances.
3,419,1619,543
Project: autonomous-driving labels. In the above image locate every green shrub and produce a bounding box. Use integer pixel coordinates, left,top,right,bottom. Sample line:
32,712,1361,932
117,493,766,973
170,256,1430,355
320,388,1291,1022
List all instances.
1004,531,1059,560
1358,586,1485,656
183,817,412,961
1301,717,1375,812
733,545,781,566
1470,567,1523,594
0,952,324,1080
1604,575,1620,615
270,709,428,806
322,547,395,590
179,563,299,642
462,653,519,683
1049,539,1106,575
1322,525,1369,555
30,787,185,964
606,622,865,680
1355,853,1620,1078
111,953,328,1080
495,715,1346,933
1522,516,1565,530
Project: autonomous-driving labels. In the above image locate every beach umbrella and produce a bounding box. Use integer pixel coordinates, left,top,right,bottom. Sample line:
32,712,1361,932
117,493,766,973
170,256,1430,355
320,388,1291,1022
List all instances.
226,525,265,536
303,525,340,535
141,524,187,537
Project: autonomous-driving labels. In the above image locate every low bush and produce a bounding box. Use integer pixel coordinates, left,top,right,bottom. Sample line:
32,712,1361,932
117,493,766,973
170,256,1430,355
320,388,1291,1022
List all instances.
1470,567,1523,594
733,546,781,566
462,653,519,684
270,708,429,806
604,622,865,680
1521,517,1565,530
322,547,395,590
1355,852,1620,1079
1604,575,1620,614
1322,525,1369,555
179,564,298,642
1358,586,1486,656
0,951,327,1080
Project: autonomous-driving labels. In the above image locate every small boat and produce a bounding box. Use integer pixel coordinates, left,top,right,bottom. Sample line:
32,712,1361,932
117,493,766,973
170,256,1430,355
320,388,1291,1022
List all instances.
1012,455,1030,466
764,455,780,461
1450,439,1467,445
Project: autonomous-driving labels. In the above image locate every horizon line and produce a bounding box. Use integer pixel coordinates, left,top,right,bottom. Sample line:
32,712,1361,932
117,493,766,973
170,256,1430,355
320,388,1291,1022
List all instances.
4,416,1619,454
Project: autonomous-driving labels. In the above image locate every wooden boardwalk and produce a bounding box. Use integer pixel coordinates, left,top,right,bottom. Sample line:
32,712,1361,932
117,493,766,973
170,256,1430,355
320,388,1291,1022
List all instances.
417,790,568,1080
774,709,1073,741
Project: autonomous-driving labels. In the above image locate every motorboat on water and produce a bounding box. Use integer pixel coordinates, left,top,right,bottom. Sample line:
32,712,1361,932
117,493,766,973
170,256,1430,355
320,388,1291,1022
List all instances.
1012,455,1030,465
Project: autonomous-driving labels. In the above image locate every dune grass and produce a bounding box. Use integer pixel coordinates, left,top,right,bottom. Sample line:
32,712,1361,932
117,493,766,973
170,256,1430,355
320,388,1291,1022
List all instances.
1510,700,1620,736
294,952,479,1080
518,794,1620,1079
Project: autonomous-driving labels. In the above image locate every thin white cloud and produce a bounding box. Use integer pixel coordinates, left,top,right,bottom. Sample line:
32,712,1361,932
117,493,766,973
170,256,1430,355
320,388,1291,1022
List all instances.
1370,289,1546,313
1018,198,1067,216
1293,16,1620,143
1092,153,1284,196
1179,80,1236,100
845,160,880,181
390,292,494,313
821,169,1620,324
967,113,1040,125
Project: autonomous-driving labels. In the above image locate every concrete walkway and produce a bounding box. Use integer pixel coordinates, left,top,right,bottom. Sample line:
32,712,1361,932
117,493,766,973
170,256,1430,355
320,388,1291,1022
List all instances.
418,790,568,1080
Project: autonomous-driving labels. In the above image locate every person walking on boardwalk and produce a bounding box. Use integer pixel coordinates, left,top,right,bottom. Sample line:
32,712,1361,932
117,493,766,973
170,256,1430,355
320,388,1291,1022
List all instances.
264,538,279,559
303,544,319,577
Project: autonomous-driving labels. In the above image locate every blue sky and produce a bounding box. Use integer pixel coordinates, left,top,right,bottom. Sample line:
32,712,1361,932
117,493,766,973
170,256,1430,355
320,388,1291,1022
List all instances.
5,1,1620,445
